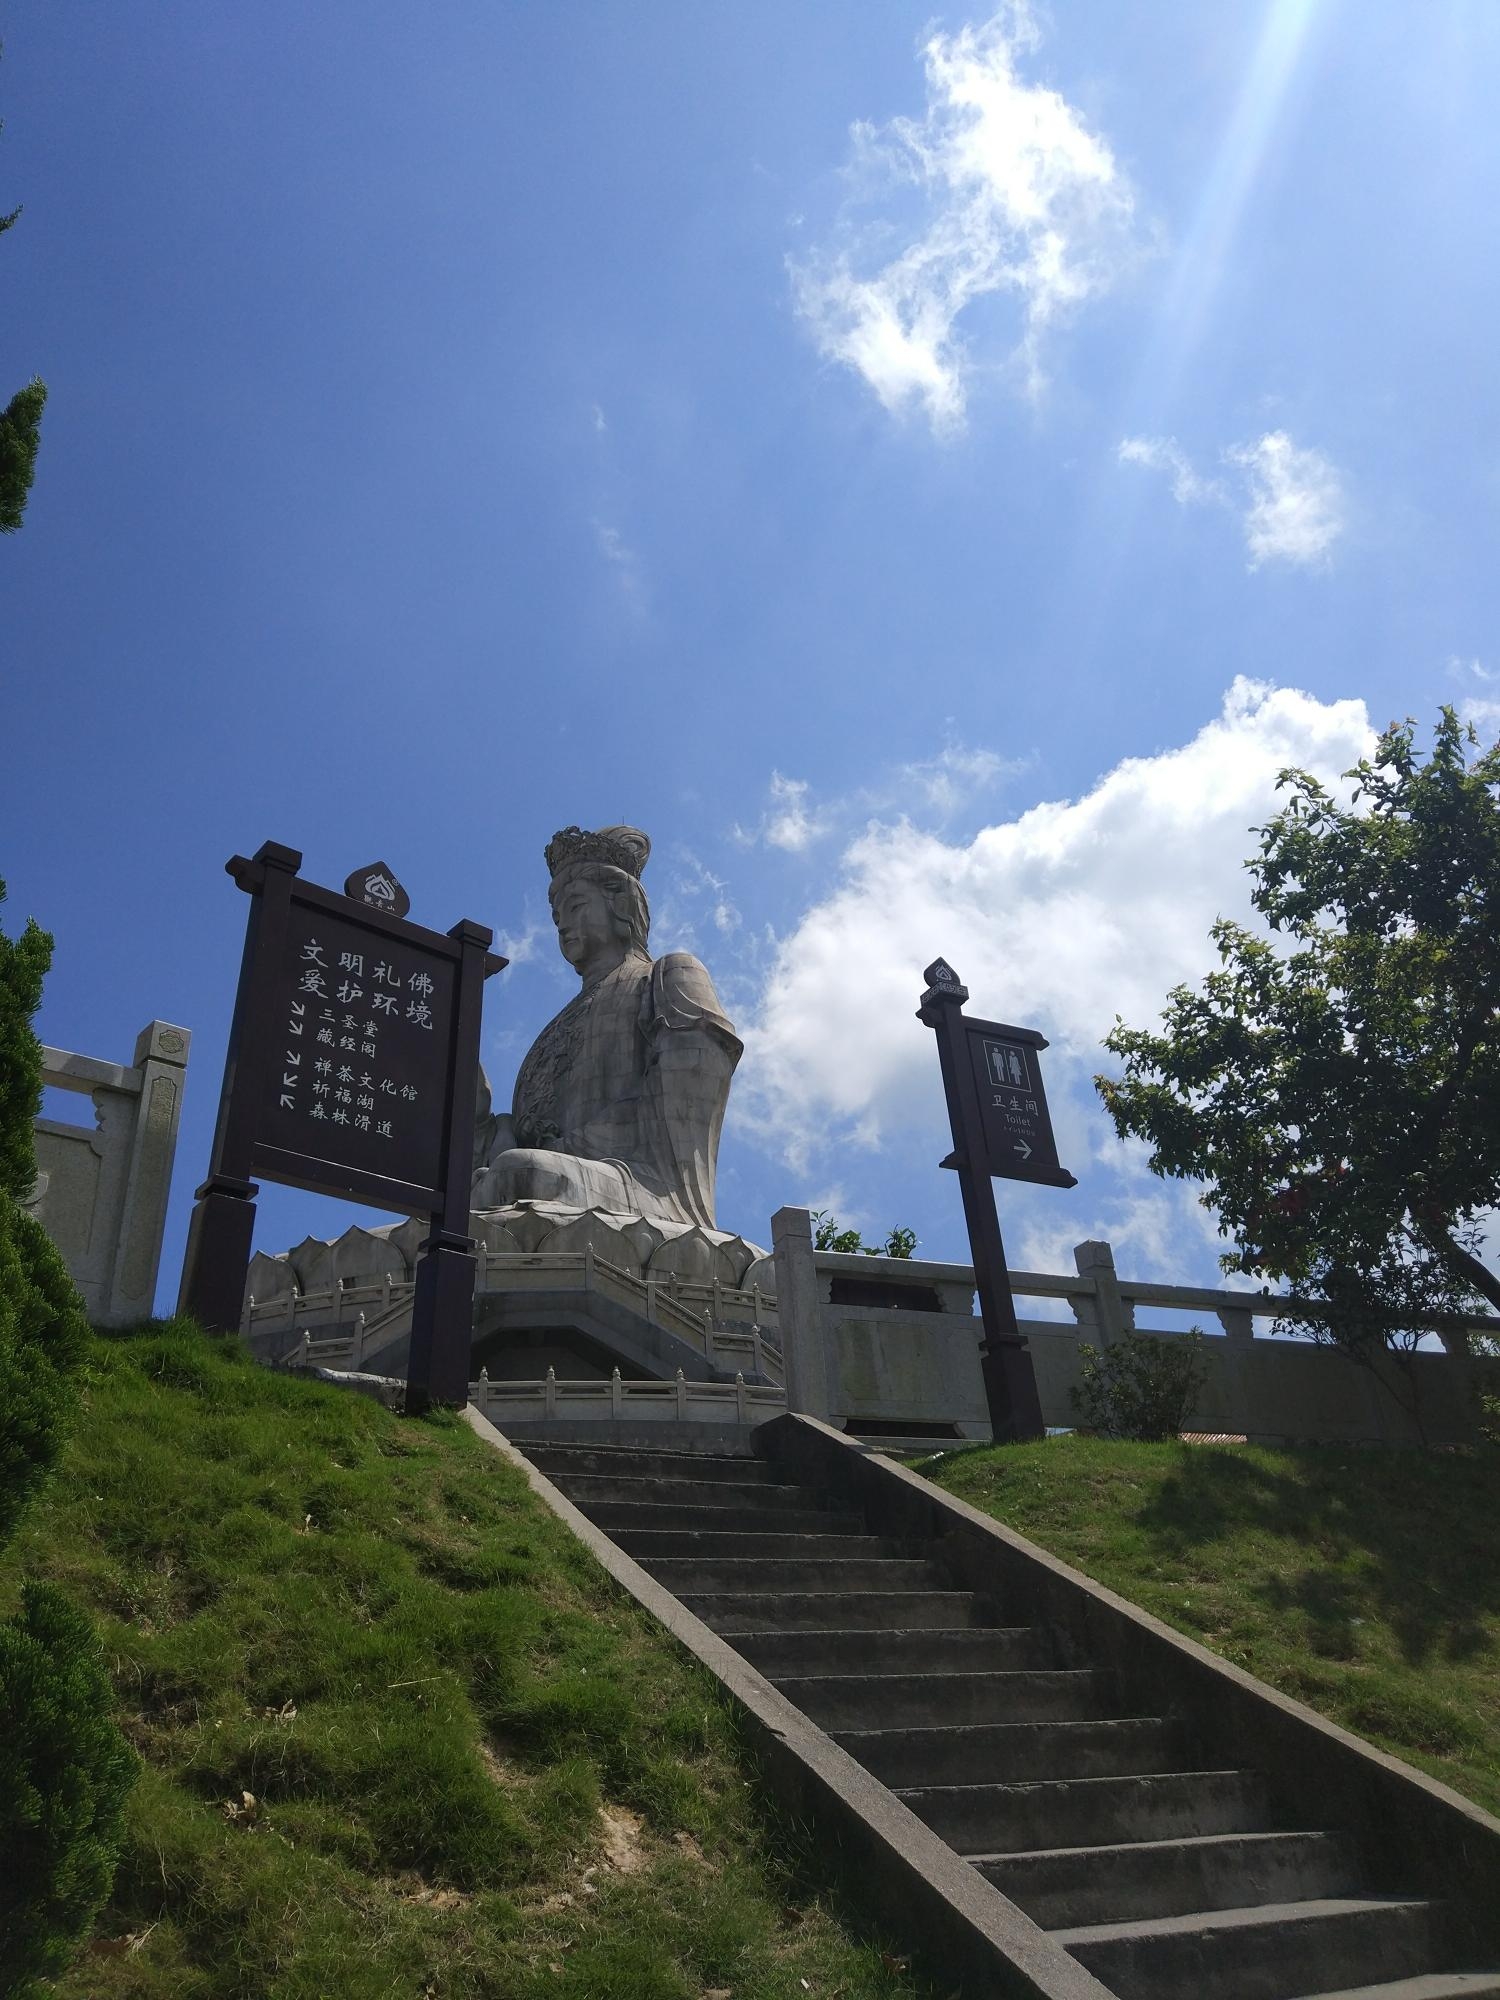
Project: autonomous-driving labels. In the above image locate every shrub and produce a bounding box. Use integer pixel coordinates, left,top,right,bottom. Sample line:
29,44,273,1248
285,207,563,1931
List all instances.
0,1199,90,1544
1070,1329,1208,1441
0,876,135,1988
0,1584,137,1996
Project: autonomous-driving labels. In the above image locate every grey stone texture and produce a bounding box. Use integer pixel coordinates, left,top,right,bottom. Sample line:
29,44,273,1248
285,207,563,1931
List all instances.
28,1021,190,1324
473,824,741,1231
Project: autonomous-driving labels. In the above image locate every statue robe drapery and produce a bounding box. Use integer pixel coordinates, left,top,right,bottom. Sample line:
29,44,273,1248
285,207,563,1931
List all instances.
473,948,741,1229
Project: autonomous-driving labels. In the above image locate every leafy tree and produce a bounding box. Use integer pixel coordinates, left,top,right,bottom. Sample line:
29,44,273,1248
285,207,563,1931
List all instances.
1096,709,1500,1361
0,878,135,1986
810,1211,917,1259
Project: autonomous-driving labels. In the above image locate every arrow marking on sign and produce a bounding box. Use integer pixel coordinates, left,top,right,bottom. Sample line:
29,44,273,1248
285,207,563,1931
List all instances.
1014,1140,1032,1159
291,1001,305,1017
284,1050,301,1066
279,1093,295,1109
282,1072,298,1089
288,1019,303,1036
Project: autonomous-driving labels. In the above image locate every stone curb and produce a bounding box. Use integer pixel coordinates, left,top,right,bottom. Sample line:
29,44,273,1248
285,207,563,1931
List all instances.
461,1404,1114,2000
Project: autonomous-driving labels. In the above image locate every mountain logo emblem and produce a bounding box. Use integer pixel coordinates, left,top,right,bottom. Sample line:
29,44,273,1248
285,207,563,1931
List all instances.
343,861,411,919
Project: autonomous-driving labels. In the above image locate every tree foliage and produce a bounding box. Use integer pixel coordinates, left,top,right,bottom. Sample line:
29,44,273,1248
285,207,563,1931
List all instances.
1,62,47,534
0,878,51,1200
0,876,134,1989
1096,709,1500,1352
810,1211,917,1259
0,376,46,533
0,1585,135,1995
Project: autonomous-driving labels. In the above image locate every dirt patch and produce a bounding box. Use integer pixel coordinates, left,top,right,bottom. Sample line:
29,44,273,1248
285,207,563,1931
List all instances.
597,1802,648,1875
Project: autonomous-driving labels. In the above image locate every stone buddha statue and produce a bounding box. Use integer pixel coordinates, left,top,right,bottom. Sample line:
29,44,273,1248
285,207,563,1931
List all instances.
472,825,742,1230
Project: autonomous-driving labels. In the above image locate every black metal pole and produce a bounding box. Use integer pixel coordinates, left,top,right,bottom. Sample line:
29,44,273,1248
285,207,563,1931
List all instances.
918,964,1045,1443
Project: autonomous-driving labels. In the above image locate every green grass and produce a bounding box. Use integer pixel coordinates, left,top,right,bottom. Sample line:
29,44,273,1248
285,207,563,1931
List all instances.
7,1322,950,2000
914,1433,1500,1815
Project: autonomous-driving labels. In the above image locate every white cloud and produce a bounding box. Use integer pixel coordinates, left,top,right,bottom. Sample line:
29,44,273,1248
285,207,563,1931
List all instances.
896,743,1019,815
595,521,630,566
734,681,1374,1244
735,773,835,853
1227,430,1345,568
593,519,646,611
1119,428,1346,570
1448,657,1500,739
792,3,1141,433
1117,434,1224,507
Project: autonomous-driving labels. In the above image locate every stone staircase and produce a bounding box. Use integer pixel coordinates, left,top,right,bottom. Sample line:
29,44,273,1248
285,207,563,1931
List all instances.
518,1437,1500,2000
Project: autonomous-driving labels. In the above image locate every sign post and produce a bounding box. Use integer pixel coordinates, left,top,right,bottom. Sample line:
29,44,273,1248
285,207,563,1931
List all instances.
179,840,506,1411
917,957,1075,1443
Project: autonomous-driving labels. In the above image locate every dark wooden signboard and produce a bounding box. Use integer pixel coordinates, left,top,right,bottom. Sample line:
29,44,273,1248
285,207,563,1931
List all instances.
179,841,506,1410
965,1021,1072,1188
918,957,1076,1443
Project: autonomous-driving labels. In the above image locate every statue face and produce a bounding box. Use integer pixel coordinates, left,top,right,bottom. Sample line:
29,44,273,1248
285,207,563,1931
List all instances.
551,873,617,970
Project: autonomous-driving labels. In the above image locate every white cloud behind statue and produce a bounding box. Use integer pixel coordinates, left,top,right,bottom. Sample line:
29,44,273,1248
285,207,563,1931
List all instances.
732,680,1373,1273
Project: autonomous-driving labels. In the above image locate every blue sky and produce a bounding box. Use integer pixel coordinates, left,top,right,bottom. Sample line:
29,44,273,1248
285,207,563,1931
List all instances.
4,1,1499,1303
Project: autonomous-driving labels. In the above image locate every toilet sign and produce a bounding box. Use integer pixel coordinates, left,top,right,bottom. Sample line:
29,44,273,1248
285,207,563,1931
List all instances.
917,958,1075,1445
968,1026,1070,1187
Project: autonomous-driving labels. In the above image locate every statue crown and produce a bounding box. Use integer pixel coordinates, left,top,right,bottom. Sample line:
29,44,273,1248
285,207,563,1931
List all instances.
545,824,651,880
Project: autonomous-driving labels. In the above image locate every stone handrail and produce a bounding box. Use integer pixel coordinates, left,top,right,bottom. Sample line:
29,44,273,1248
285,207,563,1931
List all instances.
472,1368,787,1429
253,1246,785,1387
812,1241,1500,1353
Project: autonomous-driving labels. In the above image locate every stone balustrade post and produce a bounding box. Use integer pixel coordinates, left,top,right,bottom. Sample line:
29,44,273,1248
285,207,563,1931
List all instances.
772,1205,831,1419
1072,1240,1134,1346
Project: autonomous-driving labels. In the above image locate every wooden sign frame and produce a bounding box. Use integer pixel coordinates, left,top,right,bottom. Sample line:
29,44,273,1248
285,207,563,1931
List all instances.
179,840,506,1409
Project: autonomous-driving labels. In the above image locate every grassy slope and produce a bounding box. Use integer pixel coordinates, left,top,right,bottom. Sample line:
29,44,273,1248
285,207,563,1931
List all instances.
7,1325,945,2000
918,1434,1500,1816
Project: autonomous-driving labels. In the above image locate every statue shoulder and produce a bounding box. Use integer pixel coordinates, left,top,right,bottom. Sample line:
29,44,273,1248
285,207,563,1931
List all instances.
648,952,740,1046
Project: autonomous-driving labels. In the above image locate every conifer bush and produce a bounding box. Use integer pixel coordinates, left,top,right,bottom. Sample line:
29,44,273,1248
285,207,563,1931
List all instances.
0,1584,135,1993
0,877,135,1993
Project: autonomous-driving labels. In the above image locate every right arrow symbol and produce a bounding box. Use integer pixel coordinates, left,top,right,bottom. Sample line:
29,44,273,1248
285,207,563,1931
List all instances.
1014,1140,1032,1159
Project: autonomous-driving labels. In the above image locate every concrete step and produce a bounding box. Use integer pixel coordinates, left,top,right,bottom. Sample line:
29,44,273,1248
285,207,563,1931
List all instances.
555,1473,834,1512
979,1827,1359,1928
642,1555,950,1594
838,1715,1180,1789
583,1501,867,1538
1056,1894,1434,2000
775,1668,1110,1732
519,1444,782,1484
615,1528,902,1561
1280,1976,1500,1999
678,1589,998,1632
735,1624,1049,1678
899,1767,1269,1853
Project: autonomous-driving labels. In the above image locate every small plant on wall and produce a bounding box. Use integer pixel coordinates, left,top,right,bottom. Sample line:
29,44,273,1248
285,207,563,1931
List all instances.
1071,1329,1208,1442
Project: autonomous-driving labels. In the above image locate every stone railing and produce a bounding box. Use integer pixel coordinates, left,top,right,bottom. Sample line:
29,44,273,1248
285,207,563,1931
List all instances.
27,1022,191,1326
471,1367,786,1430
251,1244,784,1387
771,1209,1499,1448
